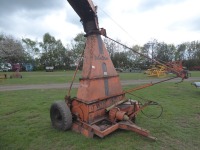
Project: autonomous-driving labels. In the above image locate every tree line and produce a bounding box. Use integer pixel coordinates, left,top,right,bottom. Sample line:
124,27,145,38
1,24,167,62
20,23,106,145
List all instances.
0,32,200,71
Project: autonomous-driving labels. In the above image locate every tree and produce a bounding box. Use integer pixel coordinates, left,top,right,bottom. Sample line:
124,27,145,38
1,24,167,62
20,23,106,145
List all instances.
104,38,123,59
39,33,68,69
104,38,130,68
139,43,152,68
154,42,176,62
69,33,86,69
187,41,200,60
111,52,129,68
175,43,186,60
0,33,27,64
129,45,145,68
182,41,200,69
70,33,86,63
22,38,40,59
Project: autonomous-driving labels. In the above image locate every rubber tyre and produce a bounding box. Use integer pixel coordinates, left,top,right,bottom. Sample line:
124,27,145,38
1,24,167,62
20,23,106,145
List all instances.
50,101,72,130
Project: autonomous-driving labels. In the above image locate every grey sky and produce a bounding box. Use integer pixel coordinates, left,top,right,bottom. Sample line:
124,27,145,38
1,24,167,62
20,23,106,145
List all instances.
138,0,186,11
0,0,199,46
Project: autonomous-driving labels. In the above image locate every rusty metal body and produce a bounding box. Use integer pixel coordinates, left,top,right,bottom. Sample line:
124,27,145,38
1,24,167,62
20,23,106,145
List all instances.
68,33,154,139
71,98,153,139
50,0,188,140
166,61,183,73
63,0,156,139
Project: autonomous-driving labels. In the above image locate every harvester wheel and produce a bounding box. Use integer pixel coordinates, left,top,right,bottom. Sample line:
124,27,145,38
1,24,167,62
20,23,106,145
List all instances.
50,101,72,131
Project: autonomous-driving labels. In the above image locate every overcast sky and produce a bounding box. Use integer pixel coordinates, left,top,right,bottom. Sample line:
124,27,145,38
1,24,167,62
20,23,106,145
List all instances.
0,0,199,46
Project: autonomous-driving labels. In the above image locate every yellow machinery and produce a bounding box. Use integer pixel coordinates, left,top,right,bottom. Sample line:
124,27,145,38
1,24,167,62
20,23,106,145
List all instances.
145,65,167,77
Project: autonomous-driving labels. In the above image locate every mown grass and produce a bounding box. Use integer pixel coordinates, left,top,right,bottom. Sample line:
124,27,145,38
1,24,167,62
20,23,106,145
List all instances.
1,71,199,85
0,71,81,85
0,82,200,150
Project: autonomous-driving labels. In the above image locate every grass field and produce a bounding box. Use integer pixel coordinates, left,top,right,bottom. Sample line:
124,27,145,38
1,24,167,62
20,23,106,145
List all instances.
0,70,199,85
0,71,200,149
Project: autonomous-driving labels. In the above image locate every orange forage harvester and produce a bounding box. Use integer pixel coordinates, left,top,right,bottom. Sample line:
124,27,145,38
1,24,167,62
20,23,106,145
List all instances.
49,0,155,140
50,0,188,141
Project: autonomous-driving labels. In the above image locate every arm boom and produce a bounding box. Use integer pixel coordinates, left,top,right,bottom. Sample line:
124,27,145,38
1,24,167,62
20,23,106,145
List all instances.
67,0,99,34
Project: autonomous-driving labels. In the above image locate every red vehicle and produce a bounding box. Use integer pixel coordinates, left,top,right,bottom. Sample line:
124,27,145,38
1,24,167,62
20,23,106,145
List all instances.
12,63,21,71
190,66,200,71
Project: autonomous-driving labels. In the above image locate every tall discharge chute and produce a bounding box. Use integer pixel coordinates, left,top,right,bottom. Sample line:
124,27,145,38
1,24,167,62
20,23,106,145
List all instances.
67,0,99,34
67,0,124,102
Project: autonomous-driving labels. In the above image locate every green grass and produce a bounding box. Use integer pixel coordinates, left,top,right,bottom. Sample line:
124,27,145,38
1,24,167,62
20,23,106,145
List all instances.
1,71,199,85
0,71,81,85
189,71,200,77
0,82,200,150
